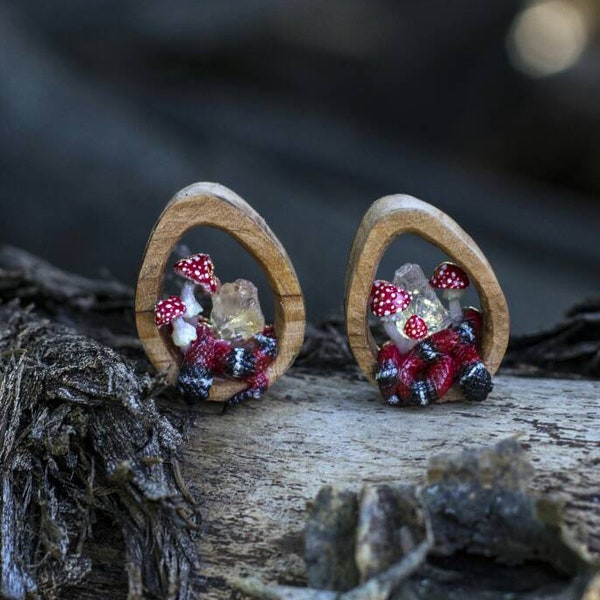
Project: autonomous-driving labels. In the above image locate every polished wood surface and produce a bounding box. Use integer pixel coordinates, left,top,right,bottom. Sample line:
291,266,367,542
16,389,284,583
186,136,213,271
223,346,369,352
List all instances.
135,182,305,401
345,194,510,401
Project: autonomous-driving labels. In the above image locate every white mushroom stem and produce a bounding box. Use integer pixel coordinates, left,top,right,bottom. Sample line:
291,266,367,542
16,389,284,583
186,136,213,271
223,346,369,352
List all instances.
171,317,197,351
445,290,465,324
180,281,202,319
382,318,414,354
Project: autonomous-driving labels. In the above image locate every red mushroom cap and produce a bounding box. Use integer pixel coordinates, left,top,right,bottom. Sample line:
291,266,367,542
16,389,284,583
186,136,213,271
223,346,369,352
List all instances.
369,280,411,318
173,253,218,293
403,314,428,340
429,262,469,290
154,295,186,326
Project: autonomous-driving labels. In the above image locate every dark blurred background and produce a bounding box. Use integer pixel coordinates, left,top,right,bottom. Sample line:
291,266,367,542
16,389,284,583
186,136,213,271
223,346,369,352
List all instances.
1,0,598,334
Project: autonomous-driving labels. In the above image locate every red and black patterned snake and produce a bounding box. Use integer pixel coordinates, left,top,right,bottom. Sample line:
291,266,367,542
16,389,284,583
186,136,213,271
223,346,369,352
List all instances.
375,308,492,406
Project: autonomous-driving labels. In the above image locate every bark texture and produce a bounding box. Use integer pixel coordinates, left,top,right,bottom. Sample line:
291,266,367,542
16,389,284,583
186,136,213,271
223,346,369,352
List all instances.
0,247,199,600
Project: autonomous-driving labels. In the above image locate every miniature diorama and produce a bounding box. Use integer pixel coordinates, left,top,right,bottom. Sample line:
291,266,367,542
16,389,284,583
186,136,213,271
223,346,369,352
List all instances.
370,261,492,406
154,252,278,406
135,182,306,406
345,194,510,406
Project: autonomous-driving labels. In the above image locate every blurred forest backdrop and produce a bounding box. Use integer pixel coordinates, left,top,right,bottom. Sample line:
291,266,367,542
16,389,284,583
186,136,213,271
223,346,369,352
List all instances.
1,0,599,333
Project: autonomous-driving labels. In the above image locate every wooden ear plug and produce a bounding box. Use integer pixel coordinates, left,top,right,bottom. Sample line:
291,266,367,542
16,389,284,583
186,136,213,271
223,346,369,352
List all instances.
345,195,509,406
135,182,305,406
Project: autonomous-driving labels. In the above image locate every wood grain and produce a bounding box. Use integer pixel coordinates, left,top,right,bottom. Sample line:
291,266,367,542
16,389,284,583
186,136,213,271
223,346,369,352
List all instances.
185,372,600,598
345,195,510,401
135,182,306,401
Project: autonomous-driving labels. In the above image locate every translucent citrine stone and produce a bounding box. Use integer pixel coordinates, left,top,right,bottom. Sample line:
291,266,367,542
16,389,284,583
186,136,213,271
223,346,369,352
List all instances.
210,279,265,342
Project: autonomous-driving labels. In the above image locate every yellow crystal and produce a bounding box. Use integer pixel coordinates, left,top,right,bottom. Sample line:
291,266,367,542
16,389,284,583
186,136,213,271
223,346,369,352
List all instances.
210,279,265,342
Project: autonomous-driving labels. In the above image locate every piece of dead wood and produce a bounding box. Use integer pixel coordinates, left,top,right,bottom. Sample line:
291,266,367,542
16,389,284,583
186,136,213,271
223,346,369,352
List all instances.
0,245,142,360
188,370,600,598
0,246,200,599
505,295,600,379
0,304,200,599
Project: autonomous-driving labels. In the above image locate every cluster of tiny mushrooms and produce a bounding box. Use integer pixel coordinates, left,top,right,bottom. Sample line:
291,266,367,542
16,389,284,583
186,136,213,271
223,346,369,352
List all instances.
370,261,471,353
154,253,220,351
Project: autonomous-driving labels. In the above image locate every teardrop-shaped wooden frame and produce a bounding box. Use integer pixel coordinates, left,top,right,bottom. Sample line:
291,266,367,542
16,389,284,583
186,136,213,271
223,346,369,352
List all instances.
135,182,306,402
345,195,509,402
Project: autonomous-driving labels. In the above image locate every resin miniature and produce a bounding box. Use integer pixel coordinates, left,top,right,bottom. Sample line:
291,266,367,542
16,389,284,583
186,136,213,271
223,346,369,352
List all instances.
173,253,219,318
155,294,198,350
429,261,470,324
371,261,492,406
153,253,278,406
345,194,509,405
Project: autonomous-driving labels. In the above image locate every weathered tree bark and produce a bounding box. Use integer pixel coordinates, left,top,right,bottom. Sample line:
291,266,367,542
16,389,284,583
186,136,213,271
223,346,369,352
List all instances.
0,246,599,599
0,248,199,600
505,295,600,379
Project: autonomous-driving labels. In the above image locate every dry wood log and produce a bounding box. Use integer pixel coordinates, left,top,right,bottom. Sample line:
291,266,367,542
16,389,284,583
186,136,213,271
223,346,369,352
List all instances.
506,295,600,379
0,303,200,600
3,363,596,599
232,439,599,599
186,369,600,597
1,246,599,599
0,247,200,600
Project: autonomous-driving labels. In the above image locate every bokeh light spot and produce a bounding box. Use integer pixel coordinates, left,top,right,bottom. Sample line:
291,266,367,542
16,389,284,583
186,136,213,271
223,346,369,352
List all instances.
507,0,590,77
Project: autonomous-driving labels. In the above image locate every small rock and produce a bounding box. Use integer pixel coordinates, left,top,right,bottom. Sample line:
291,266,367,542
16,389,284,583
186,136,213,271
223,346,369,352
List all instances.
305,486,360,591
